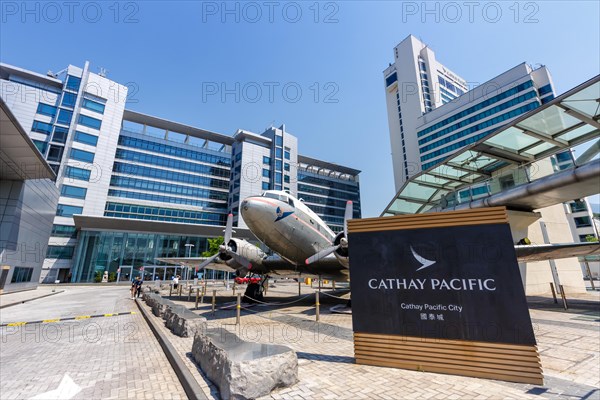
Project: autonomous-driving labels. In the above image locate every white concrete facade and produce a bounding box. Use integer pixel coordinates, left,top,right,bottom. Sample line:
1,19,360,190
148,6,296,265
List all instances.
384,35,554,191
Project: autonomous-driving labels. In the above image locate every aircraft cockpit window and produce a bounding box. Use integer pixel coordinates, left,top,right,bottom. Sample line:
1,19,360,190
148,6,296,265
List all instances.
288,197,294,207
264,192,290,203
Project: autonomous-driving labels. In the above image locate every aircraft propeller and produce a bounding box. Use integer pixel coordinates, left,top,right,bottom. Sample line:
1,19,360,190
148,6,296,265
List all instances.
305,200,353,265
196,214,252,271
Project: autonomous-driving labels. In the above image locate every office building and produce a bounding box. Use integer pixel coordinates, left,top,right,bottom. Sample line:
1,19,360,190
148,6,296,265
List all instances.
1,97,59,293
384,35,554,191
230,127,361,232
0,61,361,283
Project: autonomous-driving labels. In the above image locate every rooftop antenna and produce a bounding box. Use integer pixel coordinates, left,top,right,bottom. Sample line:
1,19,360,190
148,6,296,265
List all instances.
98,67,108,77
46,67,68,78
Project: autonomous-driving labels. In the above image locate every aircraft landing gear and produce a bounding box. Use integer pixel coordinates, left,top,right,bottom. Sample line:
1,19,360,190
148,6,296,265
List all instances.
243,275,269,303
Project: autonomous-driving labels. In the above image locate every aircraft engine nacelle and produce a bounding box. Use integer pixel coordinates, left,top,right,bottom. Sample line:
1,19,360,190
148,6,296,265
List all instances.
333,232,349,268
224,238,266,274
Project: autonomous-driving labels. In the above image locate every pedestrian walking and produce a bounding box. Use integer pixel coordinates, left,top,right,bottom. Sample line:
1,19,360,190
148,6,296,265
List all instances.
131,276,142,299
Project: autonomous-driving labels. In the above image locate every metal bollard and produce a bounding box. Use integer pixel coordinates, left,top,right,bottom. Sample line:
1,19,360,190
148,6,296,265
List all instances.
298,280,301,296
233,282,236,295
549,282,558,304
212,290,216,315
188,286,192,301
169,284,173,297
315,291,320,322
236,293,241,325
585,261,596,290
559,284,568,310
195,288,200,309
178,284,183,299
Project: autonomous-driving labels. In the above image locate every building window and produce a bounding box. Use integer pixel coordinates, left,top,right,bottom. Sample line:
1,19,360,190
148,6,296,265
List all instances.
579,234,596,243
275,160,282,171
74,131,98,146
284,175,290,183
10,267,33,283
70,148,95,163
284,150,290,160
47,145,64,162
33,140,48,155
46,246,75,259
61,185,87,199
263,156,271,164
262,169,270,178
65,75,81,92
386,72,397,87
52,126,69,143
538,84,553,96
275,172,282,184
275,136,283,146
51,224,78,238
262,182,269,190
82,98,105,114
555,151,573,163
275,148,282,158
284,163,290,172
31,120,53,135
65,166,91,181
574,216,592,228
61,92,77,108
36,103,57,117
56,204,83,217
78,114,102,130
570,201,587,213
56,109,73,125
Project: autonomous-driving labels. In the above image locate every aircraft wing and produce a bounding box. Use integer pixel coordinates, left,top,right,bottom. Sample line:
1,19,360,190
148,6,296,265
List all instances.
515,242,600,262
154,257,237,273
261,254,349,280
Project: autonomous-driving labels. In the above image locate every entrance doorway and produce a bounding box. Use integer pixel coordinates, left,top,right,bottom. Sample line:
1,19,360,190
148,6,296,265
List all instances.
118,266,132,282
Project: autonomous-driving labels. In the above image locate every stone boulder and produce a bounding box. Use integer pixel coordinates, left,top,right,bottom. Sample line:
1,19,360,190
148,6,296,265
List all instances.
192,328,298,400
163,304,207,337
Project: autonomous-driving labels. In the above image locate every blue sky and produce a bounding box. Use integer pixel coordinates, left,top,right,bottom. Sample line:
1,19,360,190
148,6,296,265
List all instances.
1,1,599,216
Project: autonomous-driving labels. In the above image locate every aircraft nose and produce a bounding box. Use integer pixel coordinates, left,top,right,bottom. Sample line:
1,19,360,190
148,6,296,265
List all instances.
240,197,267,224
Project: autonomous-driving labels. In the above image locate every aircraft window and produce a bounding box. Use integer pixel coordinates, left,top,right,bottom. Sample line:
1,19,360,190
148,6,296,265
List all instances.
265,192,280,200
288,197,294,207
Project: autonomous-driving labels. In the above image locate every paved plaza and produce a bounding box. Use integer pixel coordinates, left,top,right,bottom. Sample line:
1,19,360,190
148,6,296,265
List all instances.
1,283,599,399
147,280,600,400
0,286,186,399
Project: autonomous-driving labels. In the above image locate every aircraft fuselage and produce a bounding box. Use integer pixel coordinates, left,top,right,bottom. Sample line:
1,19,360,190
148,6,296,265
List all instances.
241,191,336,266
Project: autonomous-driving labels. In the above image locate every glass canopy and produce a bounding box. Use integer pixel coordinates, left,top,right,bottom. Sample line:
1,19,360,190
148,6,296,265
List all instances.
383,76,600,216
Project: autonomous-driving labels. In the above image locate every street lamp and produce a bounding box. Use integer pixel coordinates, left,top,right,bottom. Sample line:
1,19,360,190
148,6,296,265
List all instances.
184,243,195,281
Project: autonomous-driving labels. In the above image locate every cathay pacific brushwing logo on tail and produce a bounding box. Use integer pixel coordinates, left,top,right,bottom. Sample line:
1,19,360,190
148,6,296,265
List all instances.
411,246,436,271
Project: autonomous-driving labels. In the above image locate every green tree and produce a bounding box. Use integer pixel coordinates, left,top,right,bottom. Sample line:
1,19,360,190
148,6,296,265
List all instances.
585,235,599,242
202,236,223,257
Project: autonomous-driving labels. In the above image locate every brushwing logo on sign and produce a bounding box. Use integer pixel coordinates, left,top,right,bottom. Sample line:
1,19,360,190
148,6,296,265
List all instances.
348,223,536,346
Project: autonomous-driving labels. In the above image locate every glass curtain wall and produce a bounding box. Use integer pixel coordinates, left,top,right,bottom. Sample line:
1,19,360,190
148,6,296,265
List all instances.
71,231,212,282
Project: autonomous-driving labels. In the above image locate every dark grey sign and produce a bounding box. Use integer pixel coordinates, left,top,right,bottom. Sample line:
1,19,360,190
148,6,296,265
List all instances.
349,223,536,345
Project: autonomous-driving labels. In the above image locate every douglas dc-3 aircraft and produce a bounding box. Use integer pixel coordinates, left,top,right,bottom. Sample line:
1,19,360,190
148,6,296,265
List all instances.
158,190,600,301
158,190,353,300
